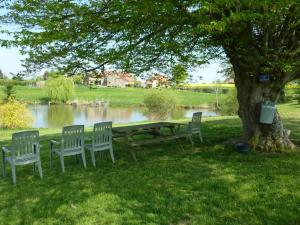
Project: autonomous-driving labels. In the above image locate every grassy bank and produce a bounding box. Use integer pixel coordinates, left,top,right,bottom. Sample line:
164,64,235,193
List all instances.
0,106,299,224
0,85,218,107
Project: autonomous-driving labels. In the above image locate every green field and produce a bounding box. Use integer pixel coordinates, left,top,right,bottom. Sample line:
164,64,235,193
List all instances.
0,86,218,107
0,103,299,225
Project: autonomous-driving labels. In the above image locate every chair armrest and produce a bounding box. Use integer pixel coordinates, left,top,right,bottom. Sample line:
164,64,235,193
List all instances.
2,146,10,153
33,142,41,154
50,140,60,145
33,142,40,147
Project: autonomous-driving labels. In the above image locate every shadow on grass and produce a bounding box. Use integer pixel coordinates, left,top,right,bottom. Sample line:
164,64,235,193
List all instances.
0,118,299,225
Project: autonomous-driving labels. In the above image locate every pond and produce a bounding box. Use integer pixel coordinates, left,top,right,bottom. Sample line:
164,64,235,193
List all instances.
28,104,218,128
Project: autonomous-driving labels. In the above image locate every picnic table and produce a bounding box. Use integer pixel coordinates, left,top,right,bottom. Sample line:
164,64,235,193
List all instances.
112,122,188,161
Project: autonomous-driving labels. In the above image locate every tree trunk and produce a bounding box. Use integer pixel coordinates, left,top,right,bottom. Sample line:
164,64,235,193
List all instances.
235,73,295,152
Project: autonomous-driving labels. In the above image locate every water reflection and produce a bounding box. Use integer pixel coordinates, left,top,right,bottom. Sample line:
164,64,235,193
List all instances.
143,108,186,120
47,105,74,128
28,104,217,128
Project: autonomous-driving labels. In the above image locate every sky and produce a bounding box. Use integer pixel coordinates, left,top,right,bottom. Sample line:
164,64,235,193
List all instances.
0,45,223,83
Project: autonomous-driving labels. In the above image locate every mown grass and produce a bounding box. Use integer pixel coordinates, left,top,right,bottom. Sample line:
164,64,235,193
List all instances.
0,86,218,107
0,109,299,224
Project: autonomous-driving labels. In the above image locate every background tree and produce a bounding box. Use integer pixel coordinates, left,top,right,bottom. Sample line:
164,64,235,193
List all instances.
3,83,16,102
1,1,299,151
171,64,189,85
43,70,49,80
0,69,5,79
46,76,74,103
11,73,24,81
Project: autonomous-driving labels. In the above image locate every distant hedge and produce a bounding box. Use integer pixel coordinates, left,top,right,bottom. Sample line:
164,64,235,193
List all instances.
175,85,231,94
0,79,36,86
176,83,300,93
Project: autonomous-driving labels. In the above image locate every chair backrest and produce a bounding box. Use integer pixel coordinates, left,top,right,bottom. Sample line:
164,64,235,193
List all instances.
93,122,112,147
12,131,39,158
62,125,84,150
190,112,202,131
192,112,202,123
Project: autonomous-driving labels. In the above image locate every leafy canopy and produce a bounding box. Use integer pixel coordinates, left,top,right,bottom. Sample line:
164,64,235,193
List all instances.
0,0,299,82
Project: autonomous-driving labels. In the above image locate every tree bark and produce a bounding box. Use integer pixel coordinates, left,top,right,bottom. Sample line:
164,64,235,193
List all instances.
234,72,295,152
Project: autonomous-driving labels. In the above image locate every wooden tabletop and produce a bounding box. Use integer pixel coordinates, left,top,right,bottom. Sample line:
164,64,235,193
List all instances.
112,122,186,134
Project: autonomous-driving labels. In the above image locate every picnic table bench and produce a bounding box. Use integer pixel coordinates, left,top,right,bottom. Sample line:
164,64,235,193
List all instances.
112,122,189,161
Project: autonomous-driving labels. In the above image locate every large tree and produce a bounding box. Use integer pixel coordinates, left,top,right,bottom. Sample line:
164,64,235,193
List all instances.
1,0,299,151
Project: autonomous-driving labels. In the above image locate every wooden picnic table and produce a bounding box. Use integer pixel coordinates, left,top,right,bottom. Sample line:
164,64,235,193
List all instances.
112,122,188,161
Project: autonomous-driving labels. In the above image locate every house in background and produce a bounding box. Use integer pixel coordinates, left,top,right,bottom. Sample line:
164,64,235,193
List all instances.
146,73,170,88
224,77,235,84
85,71,135,87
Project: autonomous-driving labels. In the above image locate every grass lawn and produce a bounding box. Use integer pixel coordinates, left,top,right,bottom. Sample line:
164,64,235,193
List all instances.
0,103,299,225
0,85,218,107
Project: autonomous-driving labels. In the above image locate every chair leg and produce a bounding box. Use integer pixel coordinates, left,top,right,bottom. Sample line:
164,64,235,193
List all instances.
81,152,87,169
37,160,43,179
90,150,96,168
199,130,203,143
50,149,53,169
109,147,115,163
11,165,16,185
2,150,6,177
60,156,65,173
188,134,194,148
175,139,185,152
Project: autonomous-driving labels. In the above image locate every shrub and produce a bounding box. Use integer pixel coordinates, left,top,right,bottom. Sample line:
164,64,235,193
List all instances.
218,88,239,116
46,77,74,103
0,99,33,128
73,75,83,85
143,90,178,120
133,80,143,88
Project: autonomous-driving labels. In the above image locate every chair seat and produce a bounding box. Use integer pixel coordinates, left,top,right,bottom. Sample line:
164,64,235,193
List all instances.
6,154,38,165
190,129,201,134
53,148,83,156
85,143,111,151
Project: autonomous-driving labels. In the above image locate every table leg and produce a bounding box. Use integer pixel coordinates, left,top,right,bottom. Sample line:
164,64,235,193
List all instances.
129,148,137,162
124,135,137,161
169,126,184,151
150,127,161,137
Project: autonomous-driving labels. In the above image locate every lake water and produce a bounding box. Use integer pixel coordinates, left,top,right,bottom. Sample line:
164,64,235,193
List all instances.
27,104,217,128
